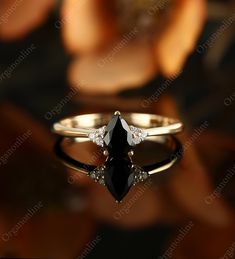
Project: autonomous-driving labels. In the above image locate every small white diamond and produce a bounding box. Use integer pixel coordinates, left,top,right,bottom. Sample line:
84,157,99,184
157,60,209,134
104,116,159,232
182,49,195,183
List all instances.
133,137,141,145
142,130,148,138
142,172,148,180
88,126,106,146
90,172,96,179
95,138,104,147
89,167,105,185
89,133,95,140
130,126,147,145
98,177,105,186
133,165,149,184
99,126,106,135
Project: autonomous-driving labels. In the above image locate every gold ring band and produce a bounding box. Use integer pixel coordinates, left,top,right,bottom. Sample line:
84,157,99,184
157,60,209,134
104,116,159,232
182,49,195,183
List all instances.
52,111,183,201
55,135,181,176
53,112,183,139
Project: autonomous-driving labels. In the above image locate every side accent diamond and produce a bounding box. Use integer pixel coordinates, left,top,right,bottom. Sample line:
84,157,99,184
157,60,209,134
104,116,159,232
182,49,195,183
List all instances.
132,165,149,185
88,126,106,147
88,166,106,186
130,126,148,145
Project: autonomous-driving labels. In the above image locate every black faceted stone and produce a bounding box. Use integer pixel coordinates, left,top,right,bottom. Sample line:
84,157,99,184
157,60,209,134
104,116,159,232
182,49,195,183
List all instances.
104,156,134,202
103,114,133,155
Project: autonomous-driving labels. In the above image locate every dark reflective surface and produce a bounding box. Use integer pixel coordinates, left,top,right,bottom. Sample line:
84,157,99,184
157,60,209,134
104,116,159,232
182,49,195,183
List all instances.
0,5,235,259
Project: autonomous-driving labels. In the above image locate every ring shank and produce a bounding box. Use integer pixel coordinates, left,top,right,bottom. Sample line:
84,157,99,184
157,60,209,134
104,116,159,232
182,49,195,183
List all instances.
53,113,183,137
55,135,182,175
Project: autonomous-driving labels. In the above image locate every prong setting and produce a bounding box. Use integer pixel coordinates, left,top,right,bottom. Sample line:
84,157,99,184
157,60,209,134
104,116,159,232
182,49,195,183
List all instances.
103,149,109,156
114,111,121,115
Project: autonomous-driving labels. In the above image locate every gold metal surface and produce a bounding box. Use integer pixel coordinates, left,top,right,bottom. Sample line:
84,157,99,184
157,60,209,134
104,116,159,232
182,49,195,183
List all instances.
58,135,179,175
53,112,183,138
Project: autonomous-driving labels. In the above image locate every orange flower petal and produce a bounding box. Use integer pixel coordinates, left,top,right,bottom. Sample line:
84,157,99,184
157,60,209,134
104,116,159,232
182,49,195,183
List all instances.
155,0,206,77
0,0,55,41
169,147,232,227
155,97,232,227
68,40,157,94
61,0,117,54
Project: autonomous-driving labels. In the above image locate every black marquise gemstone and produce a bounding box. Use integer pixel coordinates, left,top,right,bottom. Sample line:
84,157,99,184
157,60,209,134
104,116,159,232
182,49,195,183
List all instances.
104,156,134,202
103,114,133,155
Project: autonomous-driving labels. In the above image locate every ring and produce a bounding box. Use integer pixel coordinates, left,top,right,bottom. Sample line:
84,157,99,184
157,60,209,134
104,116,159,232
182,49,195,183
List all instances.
54,135,182,202
53,111,183,150
53,111,183,201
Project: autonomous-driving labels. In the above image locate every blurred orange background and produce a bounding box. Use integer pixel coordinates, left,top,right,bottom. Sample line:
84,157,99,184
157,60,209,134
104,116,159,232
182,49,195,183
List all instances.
0,0,235,258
